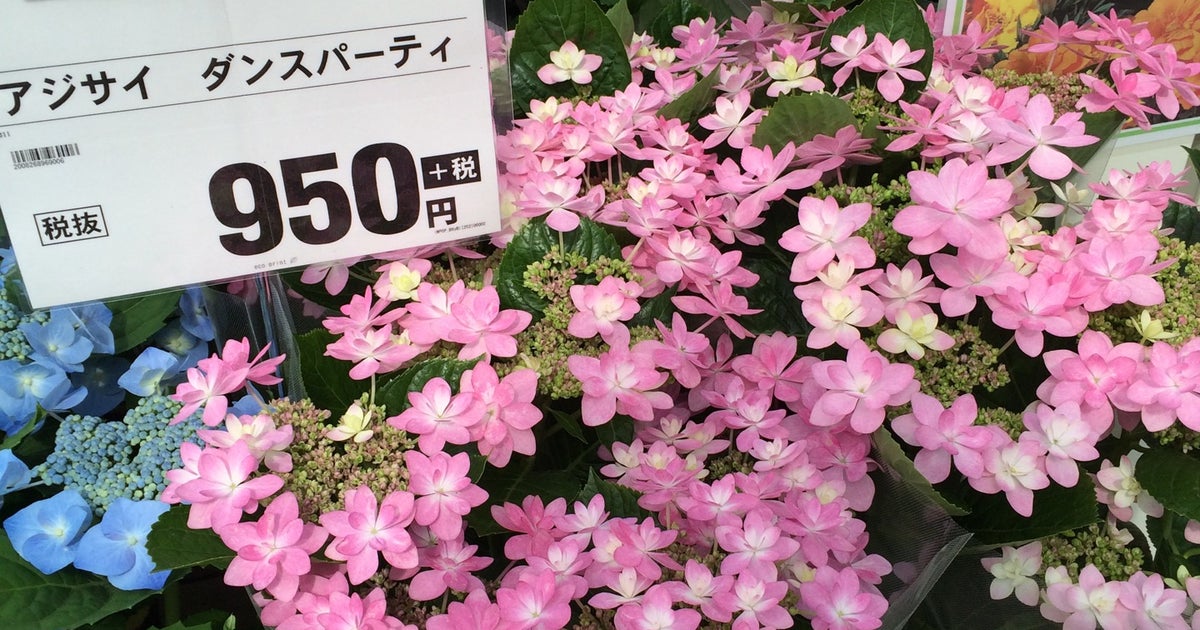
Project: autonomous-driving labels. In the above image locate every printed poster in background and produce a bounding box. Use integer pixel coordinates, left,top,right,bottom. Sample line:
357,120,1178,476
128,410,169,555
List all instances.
0,0,502,308
952,0,1200,143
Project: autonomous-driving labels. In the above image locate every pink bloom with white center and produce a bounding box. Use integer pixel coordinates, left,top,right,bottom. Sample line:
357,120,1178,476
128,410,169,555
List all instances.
779,197,875,277
388,377,483,455
300,257,362,296
894,158,1013,260
161,441,202,504
404,450,487,540
890,392,993,483
568,328,673,426
859,33,926,102
319,486,418,584
637,313,711,389
709,573,794,630
798,566,887,630
1022,402,1099,487
869,260,942,322
173,440,284,531
729,332,808,403
715,508,800,581
517,172,605,232
698,90,764,149
427,589,502,630
323,287,404,336
1038,330,1140,427
496,569,574,630
805,340,917,434
408,538,492,601
172,339,284,426
219,492,328,601
568,276,644,343
198,413,293,473
930,249,1028,317
462,362,542,467
1042,565,1135,629
981,542,1042,606
970,439,1049,517
537,41,602,85
614,585,702,630
876,309,955,360
491,496,566,560
986,271,1089,357
1095,455,1164,522
1122,572,1189,630
399,280,468,346
986,93,1097,180
801,285,885,350
446,285,532,360
1073,235,1168,312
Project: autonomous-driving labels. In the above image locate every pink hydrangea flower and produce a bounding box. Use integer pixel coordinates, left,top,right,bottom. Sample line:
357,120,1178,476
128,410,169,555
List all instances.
319,486,418,584
568,276,644,343
537,41,602,85
219,492,328,601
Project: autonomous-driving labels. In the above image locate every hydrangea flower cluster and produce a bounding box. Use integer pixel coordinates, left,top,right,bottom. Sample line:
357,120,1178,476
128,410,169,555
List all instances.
150,1,1200,628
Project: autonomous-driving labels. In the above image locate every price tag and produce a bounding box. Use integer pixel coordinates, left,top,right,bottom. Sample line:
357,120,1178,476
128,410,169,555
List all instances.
0,0,502,308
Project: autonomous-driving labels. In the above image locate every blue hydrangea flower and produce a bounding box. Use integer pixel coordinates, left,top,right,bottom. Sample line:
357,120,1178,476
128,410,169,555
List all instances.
63,303,115,355
71,355,128,416
3,489,92,574
118,348,180,397
73,498,170,590
0,360,87,435
153,320,207,371
0,449,32,509
20,311,94,373
179,288,214,342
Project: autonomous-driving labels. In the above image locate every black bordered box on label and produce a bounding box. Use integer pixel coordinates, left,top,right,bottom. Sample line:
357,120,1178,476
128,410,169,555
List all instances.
421,150,482,190
34,205,109,246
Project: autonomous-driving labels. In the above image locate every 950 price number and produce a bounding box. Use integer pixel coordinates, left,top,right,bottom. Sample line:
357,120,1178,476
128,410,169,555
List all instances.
209,142,420,256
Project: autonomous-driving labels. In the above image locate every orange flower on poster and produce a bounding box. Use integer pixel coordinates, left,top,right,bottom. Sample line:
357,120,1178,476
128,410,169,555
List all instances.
1135,0,1200,66
964,0,1041,51
996,33,1106,75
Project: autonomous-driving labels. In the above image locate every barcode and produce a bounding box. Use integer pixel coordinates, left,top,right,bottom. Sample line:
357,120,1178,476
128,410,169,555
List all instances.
10,143,79,167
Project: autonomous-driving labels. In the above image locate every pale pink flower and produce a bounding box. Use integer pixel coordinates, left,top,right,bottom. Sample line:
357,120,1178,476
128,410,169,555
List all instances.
408,538,491,601
568,328,673,426
859,33,926,102
779,197,874,277
798,566,886,630
698,90,764,149
496,569,574,630
709,573,794,629
822,25,871,88
1042,565,1135,629
1095,455,1164,522
537,41,602,85
805,340,916,434
801,285,885,350
1022,402,1099,487
319,486,418,584
198,413,293,473
219,492,327,601
388,377,483,454
446,285,532,360
980,542,1042,606
614,584,702,630
404,450,487,540
894,158,1013,260
568,276,643,343
300,257,362,295
462,363,542,467
172,339,284,426
970,440,1049,517
890,392,993,482
986,93,1097,180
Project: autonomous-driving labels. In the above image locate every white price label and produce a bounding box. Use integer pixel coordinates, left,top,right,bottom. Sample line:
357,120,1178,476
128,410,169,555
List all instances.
0,0,502,307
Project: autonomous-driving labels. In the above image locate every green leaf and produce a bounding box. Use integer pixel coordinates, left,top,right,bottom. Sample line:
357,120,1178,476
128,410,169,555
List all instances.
1185,145,1200,183
1162,200,1200,245
578,469,648,518
821,0,933,99
295,329,360,413
549,407,587,443
1137,449,1200,522
736,255,810,337
595,414,636,446
752,92,856,151
956,478,1098,545
0,407,42,450
657,68,721,125
0,533,162,629
375,358,478,415
628,286,675,328
508,0,632,115
606,0,636,45
764,0,854,12
106,290,182,354
146,505,234,571
496,217,622,317
647,0,709,46
873,428,969,516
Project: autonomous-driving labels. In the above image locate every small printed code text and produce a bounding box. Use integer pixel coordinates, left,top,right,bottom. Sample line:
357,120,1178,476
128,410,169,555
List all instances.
10,143,79,169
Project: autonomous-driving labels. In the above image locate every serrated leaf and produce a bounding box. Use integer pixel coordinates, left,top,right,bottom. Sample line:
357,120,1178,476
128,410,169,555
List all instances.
629,286,675,327
1162,200,1200,245
647,0,709,46
107,290,182,354
374,358,477,416
549,407,587,443
752,92,856,151
145,505,234,571
578,469,649,518
508,0,632,115
0,533,162,629
496,217,622,318
821,0,933,99
873,428,969,516
658,67,721,125
1137,449,1200,521
956,478,1098,545
295,329,359,413
606,0,636,45
736,256,810,337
